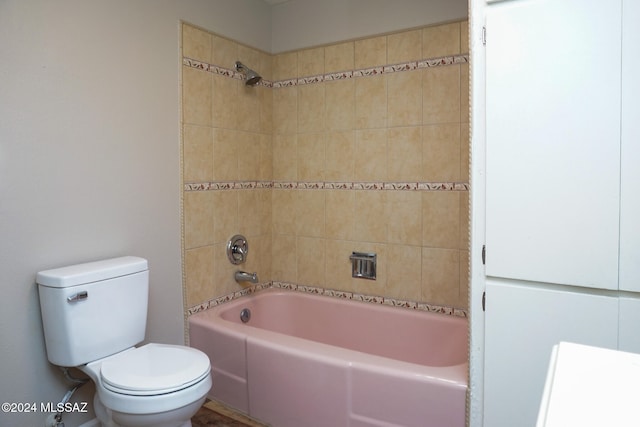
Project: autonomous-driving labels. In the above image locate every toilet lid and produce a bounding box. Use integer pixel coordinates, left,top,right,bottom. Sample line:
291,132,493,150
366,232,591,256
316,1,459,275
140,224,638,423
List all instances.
100,343,210,395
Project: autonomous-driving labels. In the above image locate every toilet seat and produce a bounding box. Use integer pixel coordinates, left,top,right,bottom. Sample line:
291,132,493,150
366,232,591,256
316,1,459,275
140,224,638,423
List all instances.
100,343,211,396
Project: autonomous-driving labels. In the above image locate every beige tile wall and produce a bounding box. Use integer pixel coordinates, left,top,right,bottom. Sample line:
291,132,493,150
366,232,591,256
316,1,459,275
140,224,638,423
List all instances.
182,20,470,310
182,25,273,307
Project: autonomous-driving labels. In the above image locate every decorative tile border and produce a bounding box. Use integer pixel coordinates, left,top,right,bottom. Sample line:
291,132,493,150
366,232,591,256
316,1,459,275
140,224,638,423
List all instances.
183,58,272,87
186,282,272,316
183,53,469,89
184,181,273,191
184,180,469,192
187,281,467,318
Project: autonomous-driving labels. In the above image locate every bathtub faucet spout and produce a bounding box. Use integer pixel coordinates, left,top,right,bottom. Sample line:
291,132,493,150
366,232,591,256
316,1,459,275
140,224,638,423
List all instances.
235,270,258,283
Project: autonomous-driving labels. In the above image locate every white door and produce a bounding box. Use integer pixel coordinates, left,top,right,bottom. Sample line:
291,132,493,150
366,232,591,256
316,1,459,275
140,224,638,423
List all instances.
618,297,640,354
484,280,619,427
619,0,640,292
485,0,622,289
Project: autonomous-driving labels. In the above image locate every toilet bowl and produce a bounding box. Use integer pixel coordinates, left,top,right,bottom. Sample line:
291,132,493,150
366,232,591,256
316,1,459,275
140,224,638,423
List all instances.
36,257,213,427
81,343,212,427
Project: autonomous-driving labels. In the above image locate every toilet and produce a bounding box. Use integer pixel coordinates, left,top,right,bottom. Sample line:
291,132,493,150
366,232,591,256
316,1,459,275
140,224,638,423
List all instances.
37,256,212,427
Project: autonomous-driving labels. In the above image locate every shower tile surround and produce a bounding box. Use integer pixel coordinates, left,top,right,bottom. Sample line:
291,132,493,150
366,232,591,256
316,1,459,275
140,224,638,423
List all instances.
182,21,470,315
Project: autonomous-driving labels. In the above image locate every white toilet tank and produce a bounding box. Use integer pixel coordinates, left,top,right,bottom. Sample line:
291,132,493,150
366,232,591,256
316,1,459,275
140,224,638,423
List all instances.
37,256,149,367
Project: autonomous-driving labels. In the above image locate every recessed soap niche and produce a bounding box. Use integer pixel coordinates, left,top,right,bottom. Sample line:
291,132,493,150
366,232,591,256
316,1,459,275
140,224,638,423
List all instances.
349,252,377,280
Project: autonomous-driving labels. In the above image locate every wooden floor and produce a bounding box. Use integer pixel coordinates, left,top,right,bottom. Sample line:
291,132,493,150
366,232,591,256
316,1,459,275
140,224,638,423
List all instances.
191,400,269,427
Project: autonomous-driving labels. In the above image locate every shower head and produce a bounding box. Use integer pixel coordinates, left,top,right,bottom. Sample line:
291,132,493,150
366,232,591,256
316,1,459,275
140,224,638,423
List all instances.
235,61,262,86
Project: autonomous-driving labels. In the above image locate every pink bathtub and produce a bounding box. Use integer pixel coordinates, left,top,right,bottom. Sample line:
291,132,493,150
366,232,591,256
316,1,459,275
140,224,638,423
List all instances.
188,288,468,427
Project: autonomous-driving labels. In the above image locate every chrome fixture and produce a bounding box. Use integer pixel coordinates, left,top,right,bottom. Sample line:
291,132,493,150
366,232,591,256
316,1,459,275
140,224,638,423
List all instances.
227,234,249,264
235,61,262,86
240,308,251,323
235,271,259,283
227,235,258,283
350,252,377,280
66,291,88,303
47,368,89,427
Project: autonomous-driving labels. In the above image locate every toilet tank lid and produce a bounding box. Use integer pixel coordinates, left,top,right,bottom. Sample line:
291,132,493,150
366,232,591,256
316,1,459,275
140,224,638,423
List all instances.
36,256,148,288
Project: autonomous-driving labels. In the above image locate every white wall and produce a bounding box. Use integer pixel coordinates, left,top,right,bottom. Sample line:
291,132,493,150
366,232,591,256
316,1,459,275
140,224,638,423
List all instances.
271,0,468,53
0,1,270,426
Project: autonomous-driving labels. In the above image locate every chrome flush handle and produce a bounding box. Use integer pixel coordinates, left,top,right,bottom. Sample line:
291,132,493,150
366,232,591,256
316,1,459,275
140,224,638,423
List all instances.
67,291,88,303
